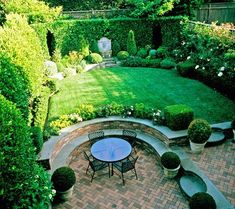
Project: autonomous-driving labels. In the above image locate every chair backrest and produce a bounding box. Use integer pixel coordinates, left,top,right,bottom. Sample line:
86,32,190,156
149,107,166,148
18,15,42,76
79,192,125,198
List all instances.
88,130,104,140
122,130,137,138
122,156,138,173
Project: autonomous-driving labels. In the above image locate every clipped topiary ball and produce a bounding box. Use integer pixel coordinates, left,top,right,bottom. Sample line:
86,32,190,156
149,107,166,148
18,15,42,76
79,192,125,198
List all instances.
160,58,176,69
188,119,212,144
86,53,103,64
161,151,181,169
189,192,216,209
136,48,148,58
117,51,129,60
51,167,76,192
149,49,157,59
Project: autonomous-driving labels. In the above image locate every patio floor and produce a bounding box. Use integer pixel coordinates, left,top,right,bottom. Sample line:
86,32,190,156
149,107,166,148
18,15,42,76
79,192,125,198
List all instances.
52,138,235,209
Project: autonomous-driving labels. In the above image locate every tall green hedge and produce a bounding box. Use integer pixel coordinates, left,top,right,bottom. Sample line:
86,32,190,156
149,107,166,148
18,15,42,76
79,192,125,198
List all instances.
157,16,187,50
0,14,46,97
37,18,155,56
0,95,52,208
0,54,30,119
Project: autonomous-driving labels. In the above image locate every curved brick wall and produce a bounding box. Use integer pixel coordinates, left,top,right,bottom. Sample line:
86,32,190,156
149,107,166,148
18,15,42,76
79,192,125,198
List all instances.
51,119,170,163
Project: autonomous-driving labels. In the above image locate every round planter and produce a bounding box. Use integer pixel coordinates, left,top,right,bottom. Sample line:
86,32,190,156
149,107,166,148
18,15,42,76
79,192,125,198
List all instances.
163,165,180,179
190,140,207,154
56,185,74,201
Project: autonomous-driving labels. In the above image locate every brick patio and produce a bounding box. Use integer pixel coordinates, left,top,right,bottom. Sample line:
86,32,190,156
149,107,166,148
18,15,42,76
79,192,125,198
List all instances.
52,138,235,209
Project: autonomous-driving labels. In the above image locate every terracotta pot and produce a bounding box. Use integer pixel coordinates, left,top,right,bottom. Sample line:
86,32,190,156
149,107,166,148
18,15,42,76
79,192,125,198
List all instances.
190,140,207,154
56,185,74,201
163,165,180,179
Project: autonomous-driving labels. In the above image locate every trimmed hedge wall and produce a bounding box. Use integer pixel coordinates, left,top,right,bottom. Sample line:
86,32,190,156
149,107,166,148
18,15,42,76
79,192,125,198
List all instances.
0,95,52,208
34,18,155,56
164,104,194,131
157,16,186,50
0,54,30,119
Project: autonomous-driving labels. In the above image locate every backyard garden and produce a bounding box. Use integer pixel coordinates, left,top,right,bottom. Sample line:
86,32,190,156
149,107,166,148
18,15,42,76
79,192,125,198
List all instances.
0,0,235,208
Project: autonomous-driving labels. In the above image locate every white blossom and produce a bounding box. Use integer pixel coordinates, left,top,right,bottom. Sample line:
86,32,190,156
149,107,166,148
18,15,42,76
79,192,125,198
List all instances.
52,189,56,194
49,194,53,199
195,65,199,69
207,58,210,62
202,67,205,70
218,72,223,77
187,56,191,60
220,67,225,71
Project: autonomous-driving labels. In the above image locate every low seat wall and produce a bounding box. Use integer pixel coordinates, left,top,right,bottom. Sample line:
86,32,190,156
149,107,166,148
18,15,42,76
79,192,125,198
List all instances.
50,118,170,163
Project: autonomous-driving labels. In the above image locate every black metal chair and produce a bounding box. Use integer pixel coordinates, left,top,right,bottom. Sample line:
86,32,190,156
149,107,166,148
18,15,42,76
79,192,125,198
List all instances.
88,130,104,146
113,155,138,185
122,129,137,153
83,151,110,182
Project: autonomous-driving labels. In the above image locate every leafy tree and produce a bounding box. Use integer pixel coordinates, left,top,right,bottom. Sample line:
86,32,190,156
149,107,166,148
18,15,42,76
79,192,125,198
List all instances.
0,94,53,208
127,30,137,56
126,0,181,18
1,0,61,24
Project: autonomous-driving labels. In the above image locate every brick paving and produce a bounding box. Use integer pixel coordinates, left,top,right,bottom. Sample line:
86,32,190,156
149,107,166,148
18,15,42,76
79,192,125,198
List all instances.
183,138,235,207
52,139,235,209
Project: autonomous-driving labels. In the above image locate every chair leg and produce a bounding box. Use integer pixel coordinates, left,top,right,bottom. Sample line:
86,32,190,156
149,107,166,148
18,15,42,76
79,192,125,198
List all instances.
91,171,95,182
121,172,125,185
86,164,90,174
134,168,138,180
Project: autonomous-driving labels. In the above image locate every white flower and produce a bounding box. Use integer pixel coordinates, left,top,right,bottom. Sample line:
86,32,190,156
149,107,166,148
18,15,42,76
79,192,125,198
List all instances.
202,67,205,70
187,56,191,60
52,189,56,194
35,175,39,179
210,48,213,51
207,58,210,62
182,41,185,45
195,65,199,69
220,67,225,71
44,186,48,190
49,194,53,199
218,72,223,77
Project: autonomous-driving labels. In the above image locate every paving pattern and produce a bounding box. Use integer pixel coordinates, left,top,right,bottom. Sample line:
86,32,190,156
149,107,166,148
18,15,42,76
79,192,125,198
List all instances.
52,139,235,209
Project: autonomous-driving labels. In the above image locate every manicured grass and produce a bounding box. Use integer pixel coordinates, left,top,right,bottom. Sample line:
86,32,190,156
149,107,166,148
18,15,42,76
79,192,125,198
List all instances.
48,67,235,123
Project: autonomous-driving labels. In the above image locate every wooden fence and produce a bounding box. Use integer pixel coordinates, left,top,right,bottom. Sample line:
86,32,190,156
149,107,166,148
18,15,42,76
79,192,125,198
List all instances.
63,9,131,19
195,2,235,24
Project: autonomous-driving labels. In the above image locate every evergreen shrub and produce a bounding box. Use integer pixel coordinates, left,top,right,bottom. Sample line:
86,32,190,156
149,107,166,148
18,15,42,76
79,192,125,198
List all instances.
0,54,30,119
51,167,76,192
127,30,137,56
164,104,194,130
177,61,196,77
87,53,103,64
117,51,129,60
161,151,181,169
188,119,212,144
156,46,169,58
189,192,216,209
136,48,148,58
0,95,52,208
160,58,176,69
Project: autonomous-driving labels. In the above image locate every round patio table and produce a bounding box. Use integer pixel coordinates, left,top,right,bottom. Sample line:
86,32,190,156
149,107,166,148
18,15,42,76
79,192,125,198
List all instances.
91,137,132,176
91,137,132,163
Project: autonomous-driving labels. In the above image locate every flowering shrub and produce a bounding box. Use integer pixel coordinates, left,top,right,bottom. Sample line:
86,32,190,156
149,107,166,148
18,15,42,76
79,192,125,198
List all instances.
174,20,235,99
152,109,165,125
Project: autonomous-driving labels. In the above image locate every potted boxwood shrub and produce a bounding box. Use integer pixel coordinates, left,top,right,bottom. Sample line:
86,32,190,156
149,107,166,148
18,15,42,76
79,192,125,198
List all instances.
231,116,235,141
188,119,212,154
51,166,76,201
189,192,216,209
161,151,181,178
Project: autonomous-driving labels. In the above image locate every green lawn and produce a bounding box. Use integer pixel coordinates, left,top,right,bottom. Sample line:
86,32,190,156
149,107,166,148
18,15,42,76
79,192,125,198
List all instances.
48,67,235,123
